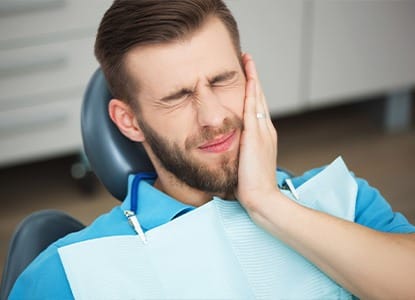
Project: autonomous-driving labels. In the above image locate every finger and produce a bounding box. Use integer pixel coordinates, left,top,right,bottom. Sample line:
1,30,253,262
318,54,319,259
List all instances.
244,55,274,134
243,55,263,120
243,76,259,132
245,57,269,117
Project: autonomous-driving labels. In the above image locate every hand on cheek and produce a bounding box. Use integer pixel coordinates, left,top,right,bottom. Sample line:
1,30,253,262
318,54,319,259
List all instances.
235,53,279,210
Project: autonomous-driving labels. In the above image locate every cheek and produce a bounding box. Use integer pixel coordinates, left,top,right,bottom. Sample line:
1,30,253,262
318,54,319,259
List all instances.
220,87,245,117
162,117,193,145
140,110,188,147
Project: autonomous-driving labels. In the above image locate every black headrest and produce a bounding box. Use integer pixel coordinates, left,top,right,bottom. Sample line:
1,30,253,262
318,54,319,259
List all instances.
81,69,154,201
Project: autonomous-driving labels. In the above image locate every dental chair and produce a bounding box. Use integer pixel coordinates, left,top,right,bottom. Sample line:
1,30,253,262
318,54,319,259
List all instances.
0,68,152,300
0,210,85,300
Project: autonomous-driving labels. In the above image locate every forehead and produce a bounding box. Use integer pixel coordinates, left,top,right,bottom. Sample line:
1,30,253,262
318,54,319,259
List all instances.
124,17,242,101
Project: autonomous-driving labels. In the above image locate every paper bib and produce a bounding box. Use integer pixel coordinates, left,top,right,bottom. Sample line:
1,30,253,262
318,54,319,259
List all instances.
59,157,356,299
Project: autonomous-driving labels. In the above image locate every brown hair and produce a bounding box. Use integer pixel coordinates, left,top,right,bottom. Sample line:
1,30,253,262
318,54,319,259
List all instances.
95,0,241,108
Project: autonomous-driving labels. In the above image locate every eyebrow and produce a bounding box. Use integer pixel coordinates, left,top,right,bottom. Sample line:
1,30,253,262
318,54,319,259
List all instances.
209,70,238,85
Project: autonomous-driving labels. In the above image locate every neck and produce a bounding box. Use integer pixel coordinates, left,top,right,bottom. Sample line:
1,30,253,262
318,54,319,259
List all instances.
153,169,213,207
153,165,236,207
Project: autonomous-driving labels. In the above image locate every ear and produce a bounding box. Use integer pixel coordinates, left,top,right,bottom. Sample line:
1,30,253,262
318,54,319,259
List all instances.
108,99,145,142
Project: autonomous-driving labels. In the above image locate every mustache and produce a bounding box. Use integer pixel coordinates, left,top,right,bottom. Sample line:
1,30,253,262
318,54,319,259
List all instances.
185,117,243,150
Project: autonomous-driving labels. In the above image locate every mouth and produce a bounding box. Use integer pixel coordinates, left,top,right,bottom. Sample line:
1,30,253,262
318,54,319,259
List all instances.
198,130,237,153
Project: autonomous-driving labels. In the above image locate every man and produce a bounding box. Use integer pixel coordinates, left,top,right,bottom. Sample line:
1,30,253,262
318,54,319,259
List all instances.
9,0,415,299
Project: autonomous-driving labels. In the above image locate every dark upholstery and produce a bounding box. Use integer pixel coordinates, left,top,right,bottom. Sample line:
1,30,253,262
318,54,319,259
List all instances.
0,210,85,300
81,68,154,201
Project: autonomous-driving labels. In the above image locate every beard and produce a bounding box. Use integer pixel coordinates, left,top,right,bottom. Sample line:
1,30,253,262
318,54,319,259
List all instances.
137,116,243,195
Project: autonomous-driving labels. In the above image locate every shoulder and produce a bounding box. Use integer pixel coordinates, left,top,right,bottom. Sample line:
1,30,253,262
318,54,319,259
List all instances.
289,161,415,233
9,205,134,299
354,177,415,233
9,242,73,299
54,205,134,248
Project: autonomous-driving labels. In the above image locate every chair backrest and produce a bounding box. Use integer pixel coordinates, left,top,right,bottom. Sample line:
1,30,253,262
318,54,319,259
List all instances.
81,68,154,201
0,210,85,300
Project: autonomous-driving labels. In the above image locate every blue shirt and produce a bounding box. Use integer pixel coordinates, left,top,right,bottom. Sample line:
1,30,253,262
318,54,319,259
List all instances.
9,168,415,299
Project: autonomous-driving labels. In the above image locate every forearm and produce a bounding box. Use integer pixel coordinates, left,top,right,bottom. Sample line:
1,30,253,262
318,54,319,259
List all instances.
246,191,415,300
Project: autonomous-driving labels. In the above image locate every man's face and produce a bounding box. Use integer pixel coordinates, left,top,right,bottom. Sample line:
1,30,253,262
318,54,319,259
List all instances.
125,17,246,195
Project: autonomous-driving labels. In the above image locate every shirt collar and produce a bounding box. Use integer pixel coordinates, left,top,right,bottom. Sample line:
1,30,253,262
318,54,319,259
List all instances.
121,174,194,232
276,169,290,187
121,170,289,232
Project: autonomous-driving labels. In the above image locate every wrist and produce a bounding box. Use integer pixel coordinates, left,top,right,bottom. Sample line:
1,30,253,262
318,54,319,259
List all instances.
242,189,292,228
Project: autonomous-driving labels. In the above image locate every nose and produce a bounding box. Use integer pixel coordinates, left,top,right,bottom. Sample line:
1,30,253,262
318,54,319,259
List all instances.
195,88,229,128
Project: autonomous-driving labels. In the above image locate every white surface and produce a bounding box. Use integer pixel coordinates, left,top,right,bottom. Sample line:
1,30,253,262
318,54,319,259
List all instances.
0,36,96,107
308,0,415,105
227,0,304,115
0,0,112,44
0,0,112,167
0,95,82,166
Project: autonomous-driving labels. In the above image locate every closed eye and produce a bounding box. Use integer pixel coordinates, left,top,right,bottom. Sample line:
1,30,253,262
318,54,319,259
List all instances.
160,88,193,102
